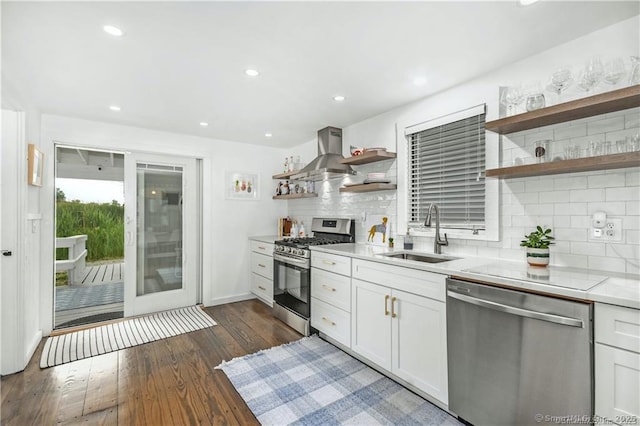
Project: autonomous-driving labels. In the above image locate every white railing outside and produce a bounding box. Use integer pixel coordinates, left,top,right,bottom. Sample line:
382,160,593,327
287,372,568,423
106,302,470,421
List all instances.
56,235,88,285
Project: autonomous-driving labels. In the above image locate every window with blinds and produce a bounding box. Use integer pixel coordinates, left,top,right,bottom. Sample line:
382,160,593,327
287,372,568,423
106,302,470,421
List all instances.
407,112,486,229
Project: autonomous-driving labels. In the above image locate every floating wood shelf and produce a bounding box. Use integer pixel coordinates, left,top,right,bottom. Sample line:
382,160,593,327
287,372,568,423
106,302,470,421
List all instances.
486,151,640,179
272,193,318,200
339,151,397,165
485,85,640,134
339,183,397,193
272,170,301,180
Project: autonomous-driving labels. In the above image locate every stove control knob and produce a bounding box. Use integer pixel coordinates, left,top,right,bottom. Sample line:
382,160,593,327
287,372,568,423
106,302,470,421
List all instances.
296,249,304,256
285,247,292,253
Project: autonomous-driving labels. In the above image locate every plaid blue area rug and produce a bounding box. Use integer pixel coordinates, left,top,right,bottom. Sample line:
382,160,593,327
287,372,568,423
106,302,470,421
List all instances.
216,335,461,425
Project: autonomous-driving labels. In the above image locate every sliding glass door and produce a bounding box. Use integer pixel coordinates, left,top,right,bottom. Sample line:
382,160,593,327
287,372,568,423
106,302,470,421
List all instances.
124,153,197,316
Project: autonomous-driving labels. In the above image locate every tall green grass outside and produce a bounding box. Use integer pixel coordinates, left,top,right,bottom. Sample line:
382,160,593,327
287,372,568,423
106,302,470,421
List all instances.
56,200,124,262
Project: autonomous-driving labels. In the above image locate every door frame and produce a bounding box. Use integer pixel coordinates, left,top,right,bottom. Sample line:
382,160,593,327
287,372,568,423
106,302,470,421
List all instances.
41,140,208,335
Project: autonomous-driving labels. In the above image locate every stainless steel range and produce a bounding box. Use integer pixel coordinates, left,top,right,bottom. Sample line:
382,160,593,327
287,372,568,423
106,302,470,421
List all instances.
273,218,355,335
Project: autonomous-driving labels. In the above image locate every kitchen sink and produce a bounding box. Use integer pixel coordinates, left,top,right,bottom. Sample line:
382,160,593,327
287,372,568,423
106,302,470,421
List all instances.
381,252,459,263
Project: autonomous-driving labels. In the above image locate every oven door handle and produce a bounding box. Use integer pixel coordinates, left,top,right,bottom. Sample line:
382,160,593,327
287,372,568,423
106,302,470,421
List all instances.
447,290,584,328
274,253,310,268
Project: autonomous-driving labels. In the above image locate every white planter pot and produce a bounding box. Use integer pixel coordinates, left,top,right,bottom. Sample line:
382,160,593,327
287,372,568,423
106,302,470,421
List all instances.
526,247,549,267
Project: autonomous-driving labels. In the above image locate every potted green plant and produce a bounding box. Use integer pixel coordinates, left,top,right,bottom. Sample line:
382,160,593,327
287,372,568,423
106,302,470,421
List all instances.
520,226,554,267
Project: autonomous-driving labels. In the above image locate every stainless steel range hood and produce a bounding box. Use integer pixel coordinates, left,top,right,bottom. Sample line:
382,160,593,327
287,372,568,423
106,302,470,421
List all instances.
291,126,356,181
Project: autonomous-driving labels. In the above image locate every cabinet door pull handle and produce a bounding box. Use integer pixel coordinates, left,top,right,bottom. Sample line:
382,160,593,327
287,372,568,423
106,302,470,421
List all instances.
258,286,266,291
322,317,336,326
258,263,266,268
322,260,336,265
391,297,397,318
322,284,336,292
257,246,266,250
384,295,390,316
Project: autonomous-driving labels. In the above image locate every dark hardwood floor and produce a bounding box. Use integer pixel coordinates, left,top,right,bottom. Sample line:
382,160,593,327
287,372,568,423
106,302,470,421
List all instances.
1,300,302,425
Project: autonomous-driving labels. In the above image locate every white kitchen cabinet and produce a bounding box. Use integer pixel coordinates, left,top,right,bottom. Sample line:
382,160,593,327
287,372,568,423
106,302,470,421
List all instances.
595,303,640,424
351,260,449,405
311,251,352,347
392,288,447,403
352,279,392,369
249,241,274,306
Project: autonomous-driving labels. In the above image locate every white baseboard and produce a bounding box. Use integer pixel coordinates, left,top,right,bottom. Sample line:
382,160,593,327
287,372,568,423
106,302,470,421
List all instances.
205,292,256,307
25,330,43,370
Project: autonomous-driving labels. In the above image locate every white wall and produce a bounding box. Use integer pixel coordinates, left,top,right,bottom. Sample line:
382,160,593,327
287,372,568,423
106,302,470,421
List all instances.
1,77,43,374
288,16,640,275
39,115,287,334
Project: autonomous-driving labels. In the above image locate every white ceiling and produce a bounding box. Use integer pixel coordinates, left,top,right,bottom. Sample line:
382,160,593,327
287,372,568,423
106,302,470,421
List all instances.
2,1,638,148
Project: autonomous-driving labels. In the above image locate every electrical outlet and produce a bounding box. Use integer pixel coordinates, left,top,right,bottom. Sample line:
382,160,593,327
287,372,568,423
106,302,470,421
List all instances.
589,218,623,242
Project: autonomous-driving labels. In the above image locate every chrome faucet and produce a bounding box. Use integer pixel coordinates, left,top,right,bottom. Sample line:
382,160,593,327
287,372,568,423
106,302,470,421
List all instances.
425,203,448,254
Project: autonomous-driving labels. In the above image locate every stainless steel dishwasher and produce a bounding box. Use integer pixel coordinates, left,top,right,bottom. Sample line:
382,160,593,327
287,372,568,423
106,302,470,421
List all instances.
446,278,593,426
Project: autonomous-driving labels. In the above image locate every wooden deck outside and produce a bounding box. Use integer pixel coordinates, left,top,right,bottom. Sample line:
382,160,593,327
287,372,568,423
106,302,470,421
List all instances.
81,262,124,285
55,261,125,328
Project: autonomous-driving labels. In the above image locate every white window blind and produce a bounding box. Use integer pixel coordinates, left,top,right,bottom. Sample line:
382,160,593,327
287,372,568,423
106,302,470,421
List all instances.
408,111,486,229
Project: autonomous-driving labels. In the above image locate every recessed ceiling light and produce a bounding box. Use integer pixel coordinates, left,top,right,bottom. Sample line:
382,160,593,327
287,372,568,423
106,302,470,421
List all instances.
245,69,260,77
333,95,345,102
519,0,539,5
109,105,121,112
413,77,427,86
265,132,273,138
199,122,209,127
103,25,124,37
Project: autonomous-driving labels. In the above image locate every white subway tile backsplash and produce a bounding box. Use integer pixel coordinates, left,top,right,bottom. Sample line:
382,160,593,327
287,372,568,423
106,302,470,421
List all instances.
553,176,588,190
627,201,640,216
587,116,625,135
554,125,587,140
587,256,626,273
554,227,587,242
623,216,640,230
524,130,554,144
540,191,572,203
625,109,640,128
588,173,626,188
570,216,591,228
553,202,587,216
570,189,605,202
571,241,606,256
525,179,551,193
606,187,640,201
552,253,589,268
587,202,626,216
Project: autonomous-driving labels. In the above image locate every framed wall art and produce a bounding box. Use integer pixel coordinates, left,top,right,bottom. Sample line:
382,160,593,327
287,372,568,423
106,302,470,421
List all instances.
225,170,260,200
28,144,44,187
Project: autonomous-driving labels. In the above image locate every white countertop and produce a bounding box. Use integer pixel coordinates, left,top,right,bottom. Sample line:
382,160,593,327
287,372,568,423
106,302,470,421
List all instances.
310,243,640,310
248,235,280,244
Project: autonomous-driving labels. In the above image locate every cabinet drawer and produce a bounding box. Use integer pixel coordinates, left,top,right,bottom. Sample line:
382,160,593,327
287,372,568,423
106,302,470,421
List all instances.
311,298,351,348
352,258,446,302
311,268,351,312
250,240,274,255
251,251,273,279
311,251,351,276
596,303,640,353
251,273,273,305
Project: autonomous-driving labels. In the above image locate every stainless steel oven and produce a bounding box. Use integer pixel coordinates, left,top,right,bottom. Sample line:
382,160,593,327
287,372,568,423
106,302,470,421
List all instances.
273,252,311,335
272,218,354,336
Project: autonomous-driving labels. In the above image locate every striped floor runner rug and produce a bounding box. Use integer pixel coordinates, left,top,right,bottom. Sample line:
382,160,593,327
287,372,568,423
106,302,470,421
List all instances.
40,305,216,368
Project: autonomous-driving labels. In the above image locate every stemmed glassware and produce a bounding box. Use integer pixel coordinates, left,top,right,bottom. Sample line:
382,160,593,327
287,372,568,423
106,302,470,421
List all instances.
500,85,524,117
603,58,626,85
629,56,640,86
547,67,573,103
578,57,604,93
